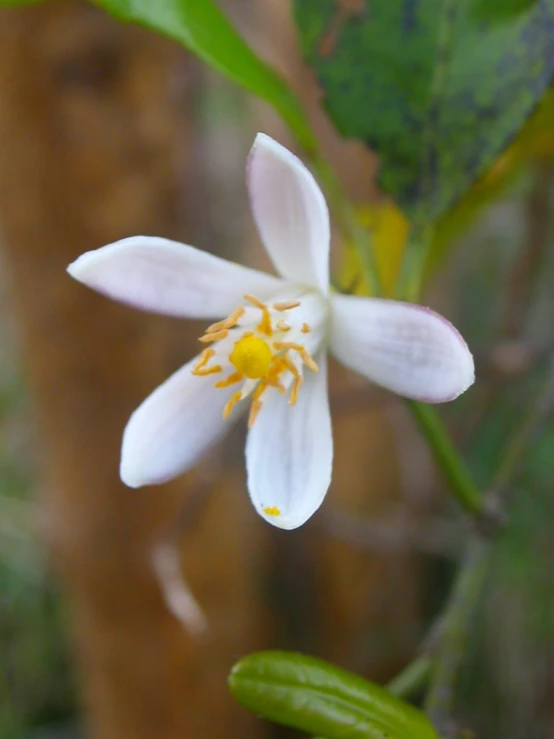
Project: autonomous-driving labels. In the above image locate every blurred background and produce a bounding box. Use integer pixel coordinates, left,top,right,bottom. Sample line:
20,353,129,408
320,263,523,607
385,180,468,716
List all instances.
0,2,553,738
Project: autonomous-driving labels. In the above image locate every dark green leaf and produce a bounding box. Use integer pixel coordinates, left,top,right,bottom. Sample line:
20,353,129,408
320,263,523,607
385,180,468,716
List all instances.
229,651,438,739
293,0,554,219
92,0,316,151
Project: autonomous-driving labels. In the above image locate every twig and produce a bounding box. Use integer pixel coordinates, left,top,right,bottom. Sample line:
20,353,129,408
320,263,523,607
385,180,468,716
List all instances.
423,538,490,734
406,401,488,522
387,655,433,699
319,506,461,558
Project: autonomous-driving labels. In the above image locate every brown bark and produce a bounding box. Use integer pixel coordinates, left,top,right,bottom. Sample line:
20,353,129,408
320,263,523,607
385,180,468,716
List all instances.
0,3,265,738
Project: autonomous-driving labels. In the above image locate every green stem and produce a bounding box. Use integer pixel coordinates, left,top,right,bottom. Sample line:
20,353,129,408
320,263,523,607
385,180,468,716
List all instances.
397,223,434,301
386,655,433,699
424,539,490,730
407,401,484,517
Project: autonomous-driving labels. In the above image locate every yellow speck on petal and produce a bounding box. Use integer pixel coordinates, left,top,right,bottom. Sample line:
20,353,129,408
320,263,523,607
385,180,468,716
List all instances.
263,506,281,517
230,335,272,380
301,322,311,333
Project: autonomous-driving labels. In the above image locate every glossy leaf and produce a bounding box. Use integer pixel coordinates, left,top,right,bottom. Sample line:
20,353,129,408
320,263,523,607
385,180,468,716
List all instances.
92,0,317,152
293,0,554,219
229,651,438,739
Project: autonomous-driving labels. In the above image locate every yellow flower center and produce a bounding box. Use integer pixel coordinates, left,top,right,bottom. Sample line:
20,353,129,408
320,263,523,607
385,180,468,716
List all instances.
229,335,272,380
191,294,319,431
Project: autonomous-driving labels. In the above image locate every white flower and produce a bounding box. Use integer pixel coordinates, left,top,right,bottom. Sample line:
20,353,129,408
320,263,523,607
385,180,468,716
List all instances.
68,133,474,530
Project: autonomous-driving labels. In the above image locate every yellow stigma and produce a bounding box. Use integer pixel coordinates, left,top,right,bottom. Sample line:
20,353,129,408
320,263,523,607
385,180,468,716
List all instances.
229,335,272,380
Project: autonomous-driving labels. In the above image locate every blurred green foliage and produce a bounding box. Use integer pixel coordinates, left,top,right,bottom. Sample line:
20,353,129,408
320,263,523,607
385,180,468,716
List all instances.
294,0,554,220
0,363,75,738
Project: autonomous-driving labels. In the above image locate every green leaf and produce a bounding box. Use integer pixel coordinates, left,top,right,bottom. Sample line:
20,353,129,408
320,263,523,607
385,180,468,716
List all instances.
0,0,43,5
229,651,438,739
91,0,317,152
293,0,554,219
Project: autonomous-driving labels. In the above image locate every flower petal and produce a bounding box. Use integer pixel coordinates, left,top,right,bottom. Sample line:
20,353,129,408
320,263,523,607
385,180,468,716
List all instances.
247,133,330,294
68,236,284,319
330,295,474,403
120,356,238,487
245,354,332,529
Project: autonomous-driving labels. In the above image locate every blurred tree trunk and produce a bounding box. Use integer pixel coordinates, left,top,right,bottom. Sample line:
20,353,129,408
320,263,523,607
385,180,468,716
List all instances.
0,3,265,738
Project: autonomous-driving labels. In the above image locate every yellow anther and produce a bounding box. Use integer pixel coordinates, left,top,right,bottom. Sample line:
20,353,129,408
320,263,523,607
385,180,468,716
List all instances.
193,364,222,376
274,342,319,373
253,379,269,402
199,328,228,343
223,391,242,419
230,335,272,380
214,371,243,389
263,506,281,517
280,354,299,377
301,322,311,333
273,300,300,312
206,306,245,334
276,319,291,332
244,294,273,336
248,399,263,427
289,375,303,406
192,348,222,376
244,294,266,310
192,347,213,371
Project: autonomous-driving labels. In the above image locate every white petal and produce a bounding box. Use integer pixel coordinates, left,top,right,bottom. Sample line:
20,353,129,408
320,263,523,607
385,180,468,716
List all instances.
245,355,332,529
247,133,330,294
121,356,238,487
68,236,284,319
330,295,474,403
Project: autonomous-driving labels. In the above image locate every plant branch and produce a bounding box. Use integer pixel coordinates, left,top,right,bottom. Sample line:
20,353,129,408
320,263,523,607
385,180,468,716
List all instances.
387,655,433,700
406,401,485,519
423,538,490,735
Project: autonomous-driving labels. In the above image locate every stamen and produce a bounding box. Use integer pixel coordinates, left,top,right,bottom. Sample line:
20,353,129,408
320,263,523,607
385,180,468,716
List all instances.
206,306,245,334
248,399,263,427
244,294,272,336
193,364,222,376
192,348,214,372
223,391,242,419
274,342,319,372
214,371,243,388
199,328,228,343
244,294,266,310
280,354,299,377
276,319,291,332
273,300,301,312
267,377,287,394
252,380,268,402
301,322,311,334
192,348,222,376
289,375,303,406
